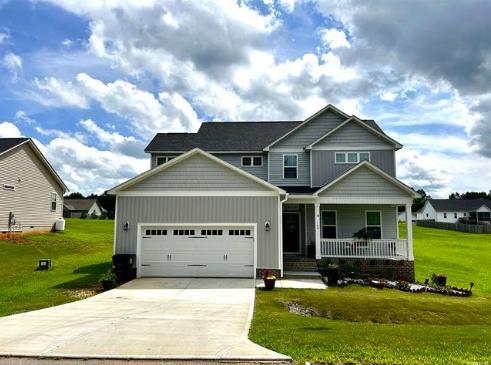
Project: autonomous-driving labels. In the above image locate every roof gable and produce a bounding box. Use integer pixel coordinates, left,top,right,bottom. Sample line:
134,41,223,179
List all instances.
307,116,402,150
109,148,286,194
264,104,349,150
315,161,418,198
0,138,68,192
63,199,98,211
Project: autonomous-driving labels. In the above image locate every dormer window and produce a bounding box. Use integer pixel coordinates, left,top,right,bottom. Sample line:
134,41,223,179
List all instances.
335,152,370,164
156,156,174,166
241,156,262,167
283,154,298,179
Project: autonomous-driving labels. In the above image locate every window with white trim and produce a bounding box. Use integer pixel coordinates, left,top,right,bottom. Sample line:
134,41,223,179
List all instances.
145,229,168,236
321,211,336,238
51,192,57,212
283,154,297,179
201,229,223,236
173,229,195,236
156,156,174,166
229,229,251,236
241,156,263,166
335,152,370,164
3,184,15,191
366,211,381,239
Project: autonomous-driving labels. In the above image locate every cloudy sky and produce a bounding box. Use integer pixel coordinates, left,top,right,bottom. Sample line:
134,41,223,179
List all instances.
0,0,490,197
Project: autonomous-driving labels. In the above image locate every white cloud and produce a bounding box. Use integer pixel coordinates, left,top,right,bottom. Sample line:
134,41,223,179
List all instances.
61,38,73,47
0,31,9,44
2,52,22,80
40,136,148,194
34,76,89,108
380,92,397,102
0,121,22,137
320,28,350,49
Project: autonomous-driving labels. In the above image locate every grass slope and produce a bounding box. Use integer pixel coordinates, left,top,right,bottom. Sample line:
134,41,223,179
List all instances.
250,224,491,364
0,219,113,316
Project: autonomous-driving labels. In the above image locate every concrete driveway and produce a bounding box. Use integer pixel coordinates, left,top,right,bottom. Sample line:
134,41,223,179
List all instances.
0,278,288,361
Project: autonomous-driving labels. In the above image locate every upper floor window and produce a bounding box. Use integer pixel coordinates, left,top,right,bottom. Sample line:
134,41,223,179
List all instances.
335,152,370,164
51,192,57,212
156,156,174,166
241,156,262,167
283,154,298,179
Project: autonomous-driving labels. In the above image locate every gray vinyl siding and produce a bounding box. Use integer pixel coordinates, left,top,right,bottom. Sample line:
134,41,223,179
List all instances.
314,121,393,148
272,110,344,149
268,151,310,186
132,154,269,191
214,153,268,181
115,196,280,268
0,143,64,231
150,154,180,169
312,150,395,187
321,204,398,239
318,165,411,198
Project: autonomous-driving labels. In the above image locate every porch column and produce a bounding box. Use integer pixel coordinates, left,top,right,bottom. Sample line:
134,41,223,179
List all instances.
405,203,414,260
315,202,321,259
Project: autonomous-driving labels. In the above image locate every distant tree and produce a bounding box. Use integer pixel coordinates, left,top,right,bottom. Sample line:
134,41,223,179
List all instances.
449,192,461,199
412,189,427,212
448,191,490,200
65,192,85,199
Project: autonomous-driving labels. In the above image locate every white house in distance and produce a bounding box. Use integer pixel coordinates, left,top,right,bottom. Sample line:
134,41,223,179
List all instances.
417,199,491,224
63,199,106,218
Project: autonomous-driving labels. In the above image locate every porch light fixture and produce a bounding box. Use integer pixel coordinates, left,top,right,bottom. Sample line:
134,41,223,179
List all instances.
123,221,129,231
264,221,271,232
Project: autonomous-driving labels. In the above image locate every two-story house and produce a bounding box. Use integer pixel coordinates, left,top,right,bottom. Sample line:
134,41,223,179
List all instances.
109,105,419,280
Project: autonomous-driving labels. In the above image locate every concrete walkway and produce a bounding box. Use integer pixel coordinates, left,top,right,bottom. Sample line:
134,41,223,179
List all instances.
0,278,289,361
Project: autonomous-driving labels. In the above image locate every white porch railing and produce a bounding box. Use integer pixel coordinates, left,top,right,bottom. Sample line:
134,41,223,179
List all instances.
320,238,408,259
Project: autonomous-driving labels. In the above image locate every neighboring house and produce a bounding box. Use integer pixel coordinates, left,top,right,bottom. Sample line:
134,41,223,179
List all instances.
63,199,106,218
417,199,491,224
398,211,417,222
0,138,67,233
109,104,419,280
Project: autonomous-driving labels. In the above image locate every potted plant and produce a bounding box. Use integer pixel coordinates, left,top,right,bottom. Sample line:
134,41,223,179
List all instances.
261,270,277,291
431,273,447,287
353,227,374,240
99,270,117,291
318,258,330,277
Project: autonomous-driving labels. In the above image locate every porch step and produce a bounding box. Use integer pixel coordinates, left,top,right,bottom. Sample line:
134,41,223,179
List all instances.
283,271,322,280
283,256,319,272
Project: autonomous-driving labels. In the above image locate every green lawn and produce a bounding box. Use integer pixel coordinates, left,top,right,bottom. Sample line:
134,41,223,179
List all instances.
250,224,491,365
0,219,113,316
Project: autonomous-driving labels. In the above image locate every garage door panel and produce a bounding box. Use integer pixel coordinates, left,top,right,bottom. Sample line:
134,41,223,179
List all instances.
140,225,254,278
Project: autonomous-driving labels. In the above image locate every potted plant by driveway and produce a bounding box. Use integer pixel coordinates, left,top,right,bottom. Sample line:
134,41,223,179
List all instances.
99,270,117,291
261,270,277,291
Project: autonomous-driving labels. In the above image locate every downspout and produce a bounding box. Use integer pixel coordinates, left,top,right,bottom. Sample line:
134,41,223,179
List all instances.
279,193,289,277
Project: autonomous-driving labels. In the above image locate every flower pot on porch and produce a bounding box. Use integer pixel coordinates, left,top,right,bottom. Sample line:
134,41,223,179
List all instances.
263,278,276,291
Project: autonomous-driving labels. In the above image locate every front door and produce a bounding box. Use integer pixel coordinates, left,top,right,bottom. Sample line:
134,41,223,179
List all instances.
283,212,300,253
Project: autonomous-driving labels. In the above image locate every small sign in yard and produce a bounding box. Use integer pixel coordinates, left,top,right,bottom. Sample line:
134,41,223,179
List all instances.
38,259,51,271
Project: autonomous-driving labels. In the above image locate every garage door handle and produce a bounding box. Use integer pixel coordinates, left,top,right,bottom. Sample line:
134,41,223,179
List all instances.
187,264,207,267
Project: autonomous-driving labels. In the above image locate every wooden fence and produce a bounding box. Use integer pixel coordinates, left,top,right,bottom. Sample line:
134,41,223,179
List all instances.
416,220,491,234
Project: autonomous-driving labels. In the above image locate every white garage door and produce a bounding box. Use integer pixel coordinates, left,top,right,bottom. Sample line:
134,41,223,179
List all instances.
139,225,254,278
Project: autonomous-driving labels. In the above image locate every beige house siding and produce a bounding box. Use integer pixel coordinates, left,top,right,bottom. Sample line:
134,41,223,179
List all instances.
0,143,64,231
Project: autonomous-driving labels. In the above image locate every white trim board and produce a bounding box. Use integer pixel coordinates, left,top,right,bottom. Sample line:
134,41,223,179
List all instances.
116,191,280,197
108,148,286,195
305,116,402,150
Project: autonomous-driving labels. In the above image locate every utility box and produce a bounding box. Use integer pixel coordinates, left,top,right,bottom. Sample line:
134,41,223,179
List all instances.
112,254,136,282
38,259,51,271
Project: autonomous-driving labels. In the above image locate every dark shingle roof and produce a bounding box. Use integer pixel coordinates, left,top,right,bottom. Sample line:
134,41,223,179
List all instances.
281,186,319,194
145,118,388,152
63,199,98,211
145,121,301,152
0,138,29,154
428,199,491,211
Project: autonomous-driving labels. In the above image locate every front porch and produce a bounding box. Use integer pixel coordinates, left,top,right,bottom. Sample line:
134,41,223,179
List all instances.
281,201,414,262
